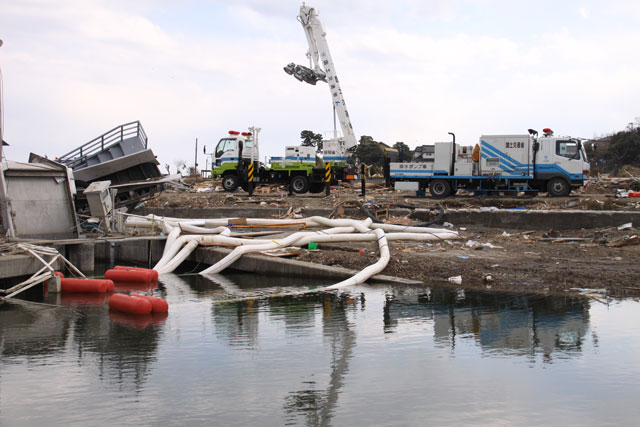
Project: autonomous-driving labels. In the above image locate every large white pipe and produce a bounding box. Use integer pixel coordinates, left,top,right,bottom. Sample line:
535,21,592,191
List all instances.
198,225,360,275
156,239,200,274
324,228,389,290
154,234,276,272
127,214,384,230
134,213,460,289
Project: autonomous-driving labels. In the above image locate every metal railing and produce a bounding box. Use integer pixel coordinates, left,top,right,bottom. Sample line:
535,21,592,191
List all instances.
57,121,147,169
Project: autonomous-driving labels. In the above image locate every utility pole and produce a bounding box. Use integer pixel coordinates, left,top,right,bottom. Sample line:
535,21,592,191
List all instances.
194,137,198,176
0,38,15,237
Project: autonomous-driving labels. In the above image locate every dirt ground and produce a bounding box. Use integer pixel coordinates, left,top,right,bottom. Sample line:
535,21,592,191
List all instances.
145,178,640,297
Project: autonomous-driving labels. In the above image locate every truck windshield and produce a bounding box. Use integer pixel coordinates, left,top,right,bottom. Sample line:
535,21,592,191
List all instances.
215,138,237,157
556,140,581,160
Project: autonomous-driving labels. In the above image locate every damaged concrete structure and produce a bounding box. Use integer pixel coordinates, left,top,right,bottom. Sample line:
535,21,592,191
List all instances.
56,121,162,212
1,159,79,239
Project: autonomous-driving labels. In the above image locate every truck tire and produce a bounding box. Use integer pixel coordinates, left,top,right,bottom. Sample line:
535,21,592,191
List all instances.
547,178,570,197
429,179,451,198
222,174,239,192
291,175,309,194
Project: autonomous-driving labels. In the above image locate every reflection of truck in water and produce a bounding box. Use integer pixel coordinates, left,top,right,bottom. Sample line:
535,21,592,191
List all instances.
385,128,590,197
383,288,590,359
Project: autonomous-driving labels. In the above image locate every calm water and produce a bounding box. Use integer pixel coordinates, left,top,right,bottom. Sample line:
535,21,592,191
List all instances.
1,272,639,426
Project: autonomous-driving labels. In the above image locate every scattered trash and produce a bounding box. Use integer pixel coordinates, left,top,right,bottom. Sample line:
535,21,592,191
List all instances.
261,247,302,257
481,242,499,249
501,231,511,237
606,235,639,247
570,288,607,295
442,222,454,228
457,254,469,259
447,275,462,285
465,240,501,249
308,242,318,250
618,222,633,230
480,206,499,211
483,274,494,283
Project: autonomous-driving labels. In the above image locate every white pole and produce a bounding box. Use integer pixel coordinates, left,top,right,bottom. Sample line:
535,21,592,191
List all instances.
0,39,15,238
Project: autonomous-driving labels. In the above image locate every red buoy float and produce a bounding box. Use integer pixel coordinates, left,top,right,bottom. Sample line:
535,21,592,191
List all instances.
114,266,159,280
108,293,152,315
61,278,112,293
131,293,169,313
54,271,64,278
105,268,153,283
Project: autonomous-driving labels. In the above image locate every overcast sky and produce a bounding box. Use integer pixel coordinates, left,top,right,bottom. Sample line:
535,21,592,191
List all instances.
1,0,639,170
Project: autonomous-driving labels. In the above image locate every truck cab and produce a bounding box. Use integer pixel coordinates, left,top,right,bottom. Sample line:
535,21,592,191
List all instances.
535,134,589,190
212,131,257,171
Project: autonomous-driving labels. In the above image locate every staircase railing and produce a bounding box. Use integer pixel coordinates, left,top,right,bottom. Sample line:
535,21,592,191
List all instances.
57,121,147,169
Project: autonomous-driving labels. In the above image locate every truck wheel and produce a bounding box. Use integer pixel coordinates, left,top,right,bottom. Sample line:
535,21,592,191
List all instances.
222,175,239,192
291,175,309,194
547,178,570,197
429,179,451,198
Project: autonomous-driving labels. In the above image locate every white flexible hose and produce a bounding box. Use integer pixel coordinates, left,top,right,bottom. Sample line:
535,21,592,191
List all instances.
130,213,459,288
198,225,360,275
325,228,389,290
157,239,200,274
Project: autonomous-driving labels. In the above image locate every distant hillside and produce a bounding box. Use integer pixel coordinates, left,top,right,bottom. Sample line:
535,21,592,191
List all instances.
584,125,640,176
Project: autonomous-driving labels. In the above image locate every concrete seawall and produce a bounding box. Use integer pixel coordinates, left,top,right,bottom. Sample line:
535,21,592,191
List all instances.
139,206,640,230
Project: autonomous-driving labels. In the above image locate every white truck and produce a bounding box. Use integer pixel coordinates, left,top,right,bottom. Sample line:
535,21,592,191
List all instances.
385,128,590,197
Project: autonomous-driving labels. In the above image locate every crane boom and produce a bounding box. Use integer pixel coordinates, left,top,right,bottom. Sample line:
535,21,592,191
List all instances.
284,4,357,163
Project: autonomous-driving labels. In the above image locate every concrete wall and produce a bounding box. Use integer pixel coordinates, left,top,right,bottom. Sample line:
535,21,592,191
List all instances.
5,175,77,239
141,206,640,230
93,237,166,265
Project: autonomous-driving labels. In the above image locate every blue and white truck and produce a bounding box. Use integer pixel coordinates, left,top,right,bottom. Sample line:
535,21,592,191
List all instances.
385,128,590,197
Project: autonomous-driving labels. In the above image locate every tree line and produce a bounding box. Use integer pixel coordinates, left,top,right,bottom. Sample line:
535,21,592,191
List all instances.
300,130,412,172
585,119,640,176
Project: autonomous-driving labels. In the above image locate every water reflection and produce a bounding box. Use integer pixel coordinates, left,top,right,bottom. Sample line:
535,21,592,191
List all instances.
1,272,617,425
0,296,166,394
211,292,362,426
283,294,358,427
384,287,591,362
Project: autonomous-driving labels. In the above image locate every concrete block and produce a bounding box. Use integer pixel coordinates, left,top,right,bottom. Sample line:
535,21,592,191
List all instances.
47,275,61,293
68,243,95,274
